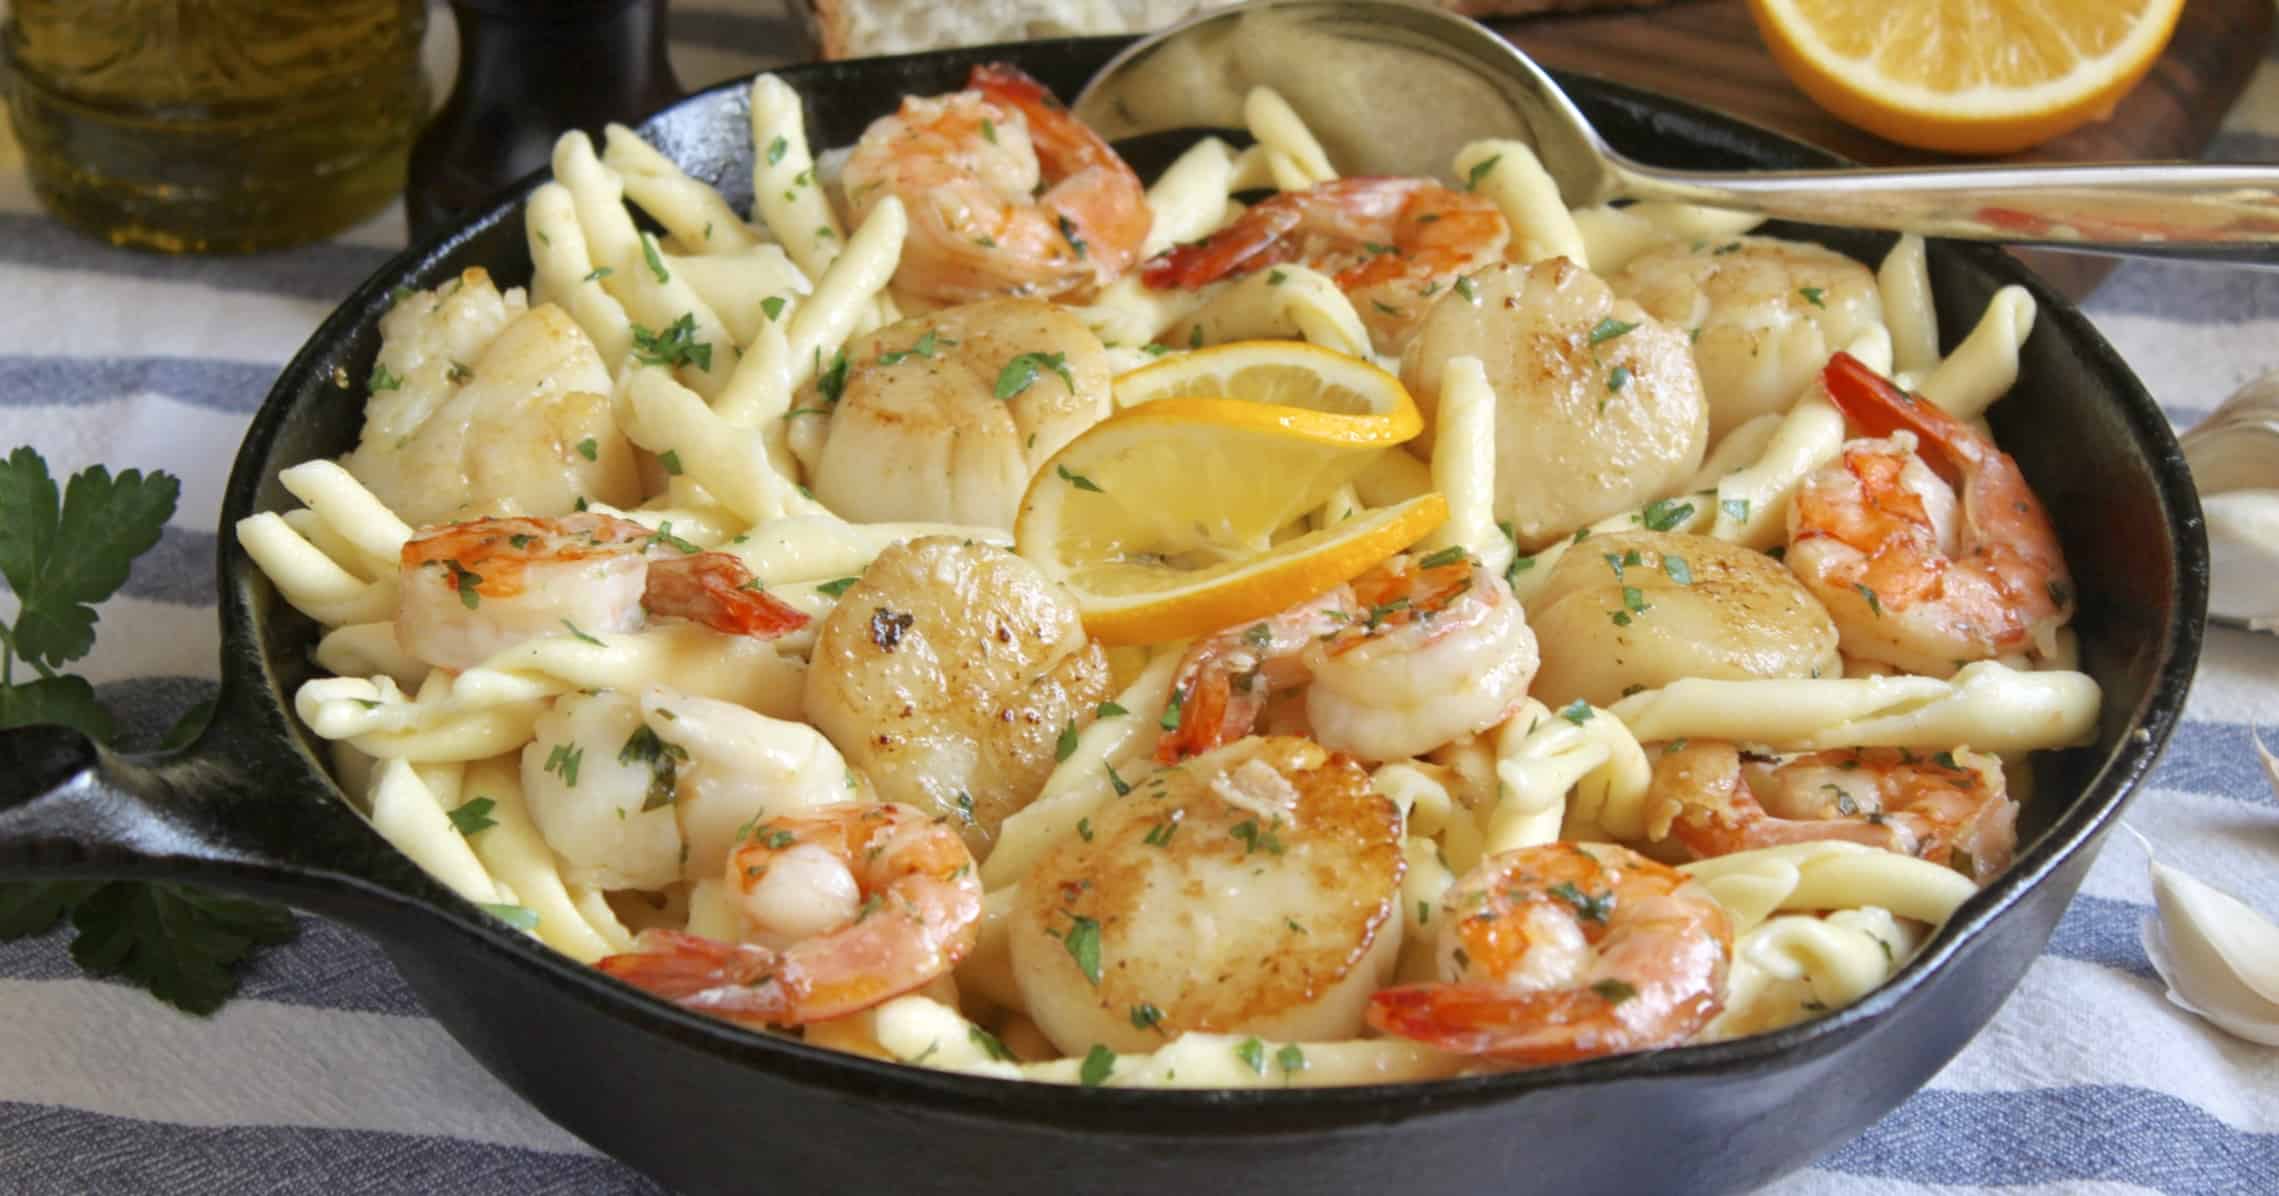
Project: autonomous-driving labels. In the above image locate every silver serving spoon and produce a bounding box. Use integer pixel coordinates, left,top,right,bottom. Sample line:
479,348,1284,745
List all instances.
1073,0,2279,263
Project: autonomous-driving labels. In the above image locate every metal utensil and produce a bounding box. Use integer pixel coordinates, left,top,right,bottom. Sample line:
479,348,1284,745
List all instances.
1074,0,2279,263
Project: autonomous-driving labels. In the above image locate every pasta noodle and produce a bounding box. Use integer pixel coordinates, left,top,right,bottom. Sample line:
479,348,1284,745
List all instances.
1244,87,1337,190
1167,265,1373,358
1453,140,1586,266
1609,660,2100,753
1877,234,1939,376
1919,285,2035,420
1423,356,1511,576
525,183,636,366
601,123,764,254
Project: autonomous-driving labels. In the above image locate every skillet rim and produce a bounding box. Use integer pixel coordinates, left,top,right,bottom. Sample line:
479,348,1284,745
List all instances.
218,35,2207,1133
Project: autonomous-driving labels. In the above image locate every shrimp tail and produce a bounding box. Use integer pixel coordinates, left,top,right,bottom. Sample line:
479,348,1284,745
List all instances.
1155,671,1240,764
597,929,795,1024
643,553,810,639
1821,352,1977,488
1141,199,1304,289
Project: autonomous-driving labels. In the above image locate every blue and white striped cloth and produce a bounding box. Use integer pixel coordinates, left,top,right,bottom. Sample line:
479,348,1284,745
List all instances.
3,5,2277,1192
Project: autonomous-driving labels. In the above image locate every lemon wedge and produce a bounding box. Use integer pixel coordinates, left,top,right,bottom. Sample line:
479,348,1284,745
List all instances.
1748,0,2184,155
1114,340,1423,442
1016,398,1444,645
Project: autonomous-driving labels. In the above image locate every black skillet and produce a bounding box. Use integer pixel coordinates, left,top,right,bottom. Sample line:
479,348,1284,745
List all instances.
0,38,2207,1196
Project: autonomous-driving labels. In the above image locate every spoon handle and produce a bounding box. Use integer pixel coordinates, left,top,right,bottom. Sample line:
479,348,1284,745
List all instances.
1614,160,2279,263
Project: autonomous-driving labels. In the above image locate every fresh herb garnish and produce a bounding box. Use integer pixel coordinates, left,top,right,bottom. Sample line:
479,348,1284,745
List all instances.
640,232,670,283
1558,699,1593,725
447,796,498,838
996,351,1075,400
1464,155,1501,190
1056,718,1081,763
1639,498,1696,533
1588,317,1638,345
817,576,859,598
1080,1043,1115,1086
1056,464,1104,493
631,313,713,371
1235,1036,1266,1074
1063,914,1103,984
369,362,402,392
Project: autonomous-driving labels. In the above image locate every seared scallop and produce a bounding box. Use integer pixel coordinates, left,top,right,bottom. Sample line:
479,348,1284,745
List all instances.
785,298,1112,528
803,536,1111,856
1401,259,1708,550
1010,736,1406,1055
1526,530,1841,708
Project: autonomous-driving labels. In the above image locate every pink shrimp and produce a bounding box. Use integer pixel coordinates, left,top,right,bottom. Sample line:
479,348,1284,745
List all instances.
1367,843,1731,1065
396,513,805,670
1141,177,1509,351
1156,550,1536,765
1652,740,2018,883
1786,352,2076,676
841,63,1150,305
597,801,983,1026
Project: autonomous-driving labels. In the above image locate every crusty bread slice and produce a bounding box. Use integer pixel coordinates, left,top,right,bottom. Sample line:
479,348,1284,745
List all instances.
803,0,1674,60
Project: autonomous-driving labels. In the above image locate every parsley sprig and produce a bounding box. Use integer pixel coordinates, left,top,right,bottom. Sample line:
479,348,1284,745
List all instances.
0,446,298,1015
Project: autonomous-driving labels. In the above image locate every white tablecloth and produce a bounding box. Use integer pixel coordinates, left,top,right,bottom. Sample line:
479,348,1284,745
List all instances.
2,4,2275,1192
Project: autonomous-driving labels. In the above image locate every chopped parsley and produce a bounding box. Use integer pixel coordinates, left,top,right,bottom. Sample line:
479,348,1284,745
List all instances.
969,1025,1016,1061
631,313,713,371
1080,1044,1115,1086
1454,275,1477,303
1275,1044,1308,1076
1558,699,1593,725
1464,154,1502,190
1267,269,1288,285
1130,1003,1165,1032
760,295,787,323
766,135,788,165
1663,555,1693,585
1161,687,1184,731
1549,881,1613,923
369,363,403,392
658,450,683,476
1235,1036,1266,1074
617,724,690,812
878,329,953,365
1587,317,1638,346
560,619,604,646
1096,700,1128,718
1062,914,1103,984
582,266,613,283
444,560,483,610
1077,818,1095,842
446,796,498,838
1105,762,1131,797
1639,497,1696,533
996,351,1075,400
644,522,699,555
640,232,669,283
1230,820,1285,855
1606,365,1631,394
816,576,859,597
1854,582,1884,617
1591,978,1638,1004
1721,497,1750,523
1055,718,1080,763
445,361,473,384
1142,816,1180,847
816,349,850,404
1417,544,1469,570
1056,464,1104,493
575,437,598,461
543,742,583,786
1059,214,1088,259
1799,286,1826,308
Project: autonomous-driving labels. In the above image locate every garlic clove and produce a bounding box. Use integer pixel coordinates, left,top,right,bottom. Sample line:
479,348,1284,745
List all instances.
2127,823,2279,1046
2203,491,2279,629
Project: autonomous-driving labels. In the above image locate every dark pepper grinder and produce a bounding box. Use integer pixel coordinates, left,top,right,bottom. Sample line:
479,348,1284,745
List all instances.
406,0,684,239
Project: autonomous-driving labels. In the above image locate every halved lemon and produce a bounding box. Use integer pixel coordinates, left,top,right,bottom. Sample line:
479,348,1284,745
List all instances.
1016,400,1446,645
1113,340,1423,443
1748,0,2185,155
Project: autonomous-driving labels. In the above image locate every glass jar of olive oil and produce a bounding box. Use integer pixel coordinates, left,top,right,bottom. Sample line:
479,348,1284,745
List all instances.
3,0,429,253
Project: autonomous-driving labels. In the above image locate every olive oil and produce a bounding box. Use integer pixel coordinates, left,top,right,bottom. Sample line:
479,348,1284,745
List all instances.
3,0,428,253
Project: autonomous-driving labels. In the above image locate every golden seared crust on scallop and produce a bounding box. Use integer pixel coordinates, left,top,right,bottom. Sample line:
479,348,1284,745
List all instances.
785,298,1111,529
1010,736,1406,1056
1401,259,1707,551
803,536,1110,857
1526,530,1841,709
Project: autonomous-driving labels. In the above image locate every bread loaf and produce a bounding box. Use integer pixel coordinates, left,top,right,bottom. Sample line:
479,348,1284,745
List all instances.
801,0,1675,61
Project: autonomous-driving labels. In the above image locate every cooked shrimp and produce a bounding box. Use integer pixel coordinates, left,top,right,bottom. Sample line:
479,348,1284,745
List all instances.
804,537,1111,856
1652,740,2017,882
397,513,805,670
1157,551,1537,764
1785,352,2074,676
1610,236,1884,441
345,279,642,527
596,802,983,1026
842,63,1150,305
520,685,858,892
1367,842,1732,1064
1142,177,1509,352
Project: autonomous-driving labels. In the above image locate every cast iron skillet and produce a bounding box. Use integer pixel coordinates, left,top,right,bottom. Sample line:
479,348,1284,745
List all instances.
0,38,2207,1196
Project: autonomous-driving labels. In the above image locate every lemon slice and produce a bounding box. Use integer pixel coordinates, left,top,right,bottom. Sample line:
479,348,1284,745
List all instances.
1114,340,1423,442
1748,0,2184,155
1016,400,1446,645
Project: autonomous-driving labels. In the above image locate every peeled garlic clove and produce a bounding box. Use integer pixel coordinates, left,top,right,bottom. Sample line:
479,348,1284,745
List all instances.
2203,491,2279,628
2128,824,2279,1046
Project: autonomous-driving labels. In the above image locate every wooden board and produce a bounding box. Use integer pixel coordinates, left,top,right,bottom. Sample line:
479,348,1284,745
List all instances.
1494,0,2273,298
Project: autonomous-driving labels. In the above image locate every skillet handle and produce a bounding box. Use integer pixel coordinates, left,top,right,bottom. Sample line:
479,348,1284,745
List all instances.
0,677,444,928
